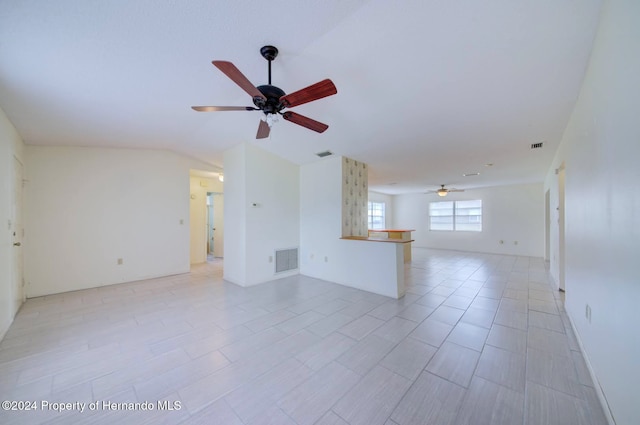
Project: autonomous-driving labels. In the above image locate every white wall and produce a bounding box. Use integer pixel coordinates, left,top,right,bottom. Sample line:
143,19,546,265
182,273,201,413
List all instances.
394,183,544,257
300,156,342,278
368,190,394,229
300,156,404,298
223,142,300,286
0,107,25,340
189,175,223,264
222,144,247,285
544,1,640,423
24,146,213,297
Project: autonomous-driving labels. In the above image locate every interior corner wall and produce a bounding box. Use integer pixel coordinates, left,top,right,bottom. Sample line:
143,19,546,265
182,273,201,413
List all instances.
393,183,544,257
0,107,25,340
24,146,207,297
223,142,300,287
543,1,640,423
245,143,299,285
300,156,343,278
189,176,223,265
300,156,404,298
222,144,247,285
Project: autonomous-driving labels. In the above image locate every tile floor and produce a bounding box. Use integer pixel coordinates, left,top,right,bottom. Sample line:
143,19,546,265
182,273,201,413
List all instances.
0,248,608,424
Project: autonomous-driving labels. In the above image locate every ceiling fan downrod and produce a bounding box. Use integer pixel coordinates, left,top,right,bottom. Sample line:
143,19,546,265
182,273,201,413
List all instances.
260,45,278,85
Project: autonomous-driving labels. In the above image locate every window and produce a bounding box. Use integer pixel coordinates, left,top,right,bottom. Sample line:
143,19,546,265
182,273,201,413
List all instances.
454,199,482,231
429,201,454,231
368,201,386,229
429,200,482,231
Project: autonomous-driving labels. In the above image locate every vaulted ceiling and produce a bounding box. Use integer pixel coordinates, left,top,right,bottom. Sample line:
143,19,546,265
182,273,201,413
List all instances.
0,0,602,194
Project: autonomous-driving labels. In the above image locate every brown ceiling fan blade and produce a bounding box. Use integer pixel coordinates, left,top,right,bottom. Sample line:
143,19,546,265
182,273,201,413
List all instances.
282,111,329,133
280,79,337,108
212,61,266,100
191,106,258,112
256,119,270,139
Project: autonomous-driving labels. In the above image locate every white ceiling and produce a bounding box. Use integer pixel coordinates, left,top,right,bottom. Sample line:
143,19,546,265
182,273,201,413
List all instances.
0,0,602,194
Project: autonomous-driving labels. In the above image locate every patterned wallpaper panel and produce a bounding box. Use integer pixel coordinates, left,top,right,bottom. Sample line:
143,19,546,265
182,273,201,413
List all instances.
342,157,368,237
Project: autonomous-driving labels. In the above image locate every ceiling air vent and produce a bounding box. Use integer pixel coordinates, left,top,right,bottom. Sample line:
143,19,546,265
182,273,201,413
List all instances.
316,150,333,158
530,142,544,149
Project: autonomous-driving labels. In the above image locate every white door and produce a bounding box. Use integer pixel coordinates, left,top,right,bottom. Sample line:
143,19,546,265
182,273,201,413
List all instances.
207,203,214,254
558,167,566,292
12,157,24,310
545,189,550,262
212,193,224,257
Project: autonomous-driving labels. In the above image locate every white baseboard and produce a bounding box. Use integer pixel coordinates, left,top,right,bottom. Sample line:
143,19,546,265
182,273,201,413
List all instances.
565,310,616,425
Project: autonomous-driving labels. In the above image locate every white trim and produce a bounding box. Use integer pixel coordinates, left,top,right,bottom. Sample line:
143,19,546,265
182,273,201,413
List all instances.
566,310,616,425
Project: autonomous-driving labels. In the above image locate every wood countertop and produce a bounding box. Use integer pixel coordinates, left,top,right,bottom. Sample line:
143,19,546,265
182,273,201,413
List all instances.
341,236,415,244
368,229,415,232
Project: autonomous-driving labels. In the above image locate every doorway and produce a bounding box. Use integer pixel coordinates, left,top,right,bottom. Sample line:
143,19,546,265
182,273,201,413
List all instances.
558,165,566,292
207,194,214,256
545,189,551,263
207,192,224,259
189,172,224,265
12,156,25,311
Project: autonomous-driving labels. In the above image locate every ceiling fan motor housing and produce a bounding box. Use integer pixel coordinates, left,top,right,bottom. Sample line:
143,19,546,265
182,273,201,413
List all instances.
254,85,286,114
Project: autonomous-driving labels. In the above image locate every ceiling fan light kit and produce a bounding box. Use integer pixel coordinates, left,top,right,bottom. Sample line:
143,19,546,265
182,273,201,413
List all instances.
429,184,465,197
262,113,279,128
192,45,337,139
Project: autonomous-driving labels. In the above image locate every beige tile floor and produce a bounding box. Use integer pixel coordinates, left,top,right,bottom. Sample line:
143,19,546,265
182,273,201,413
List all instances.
0,248,608,424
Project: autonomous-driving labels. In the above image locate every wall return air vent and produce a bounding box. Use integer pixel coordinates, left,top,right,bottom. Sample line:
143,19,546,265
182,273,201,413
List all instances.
530,142,544,149
275,248,298,273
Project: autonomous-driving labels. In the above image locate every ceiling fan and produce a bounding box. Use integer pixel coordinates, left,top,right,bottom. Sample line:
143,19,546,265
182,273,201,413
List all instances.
427,184,465,197
192,45,337,139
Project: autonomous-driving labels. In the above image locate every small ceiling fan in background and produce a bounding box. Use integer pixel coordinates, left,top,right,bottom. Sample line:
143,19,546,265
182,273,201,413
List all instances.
426,184,465,197
192,45,337,139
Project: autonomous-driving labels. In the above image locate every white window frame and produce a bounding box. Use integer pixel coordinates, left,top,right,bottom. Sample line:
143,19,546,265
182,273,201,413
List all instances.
368,201,386,230
429,200,482,232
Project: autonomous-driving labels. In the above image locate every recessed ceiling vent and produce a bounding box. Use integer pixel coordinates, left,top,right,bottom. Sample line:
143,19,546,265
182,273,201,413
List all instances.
316,150,333,158
530,142,544,149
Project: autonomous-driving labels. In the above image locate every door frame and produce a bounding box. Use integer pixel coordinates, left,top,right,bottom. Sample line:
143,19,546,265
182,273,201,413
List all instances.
12,155,25,310
557,164,566,292
544,189,551,262
209,192,224,258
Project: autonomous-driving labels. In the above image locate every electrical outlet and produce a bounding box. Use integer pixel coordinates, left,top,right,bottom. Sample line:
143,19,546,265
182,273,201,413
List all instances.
324,256,328,262
117,258,123,265
514,241,518,245
499,240,504,244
